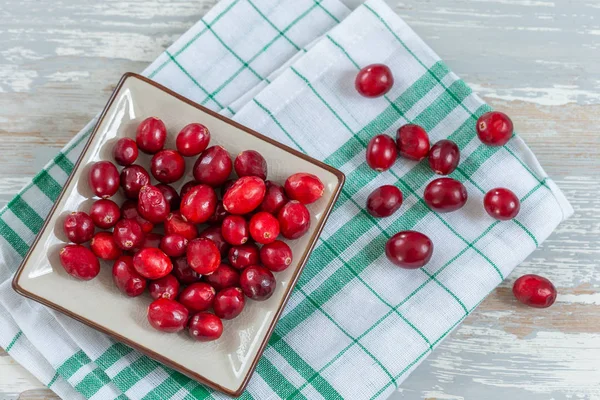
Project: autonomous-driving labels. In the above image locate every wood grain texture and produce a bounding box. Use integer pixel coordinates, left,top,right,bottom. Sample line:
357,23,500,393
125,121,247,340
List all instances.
0,0,598,399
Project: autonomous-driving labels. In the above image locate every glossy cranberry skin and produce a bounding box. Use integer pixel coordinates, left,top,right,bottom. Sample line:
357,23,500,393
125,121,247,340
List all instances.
260,181,288,215
172,256,201,284
176,123,210,157
187,238,221,275
234,150,267,180
484,188,520,220
477,111,513,146
284,173,324,205
188,312,223,342
240,265,276,301
221,179,236,198
178,282,216,313
180,180,199,198
63,212,94,244
156,184,180,211
513,274,557,308
138,232,162,250
260,240,293,272
228,244,260,270
88,161,120,198
396,124,430,161
147,298,188,333
204,264,240,291
151,149,186,184
160,234,188,257
120,200,154,233
136,117,167,154
120,165,151,199
113,137,138,166
59,245,100,280
385,231,433,269
138,185,170,223
222,176,266,215
208,201,228,225
355,64,394,98
164,212,198,240
112,219,144,250
149,274,180,300
220,215,248,246
180,184,217,224
193,146,232,187
89,199,120,229
249,212,280,244
112,256,146,297
424,178,468,213
278,201,310,239
133,248,173,280
366,135,397,172
428,140,460,175
366,185,403,218
198,225,230,257
90,232,122,260
213,287,245,320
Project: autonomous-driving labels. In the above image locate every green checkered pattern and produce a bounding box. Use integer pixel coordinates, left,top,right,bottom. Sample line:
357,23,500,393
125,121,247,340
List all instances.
0,0,571,399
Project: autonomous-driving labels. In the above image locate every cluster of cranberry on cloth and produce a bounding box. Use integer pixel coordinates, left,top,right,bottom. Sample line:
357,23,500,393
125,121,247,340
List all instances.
59,116,325,341
356,64,557,308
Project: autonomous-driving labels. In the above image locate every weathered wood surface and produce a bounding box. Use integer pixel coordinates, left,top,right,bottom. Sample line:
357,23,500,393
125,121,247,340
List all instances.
0,0,598,399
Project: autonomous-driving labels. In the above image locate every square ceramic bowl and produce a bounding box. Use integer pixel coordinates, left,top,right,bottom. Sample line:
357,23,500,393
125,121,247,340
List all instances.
13,73,344,397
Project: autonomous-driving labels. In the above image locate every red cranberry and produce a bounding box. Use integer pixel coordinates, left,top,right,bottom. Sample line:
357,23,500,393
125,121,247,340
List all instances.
63,211,94,244
260,240,293,272
165,211,198,240
90,232,122,260
223,176,266,215
178,282,216,313
221,215,249,246
284,173,324,204
396,124,430,161
484,188,520,220
149,274,180,300
160,234,188,257
208,201,228,225
151,149,186,184
278,201,310,239
366,135,397,172
120,200,154,233
193,145,232,187
120,165,150,199
228,244,260,270
112,255,146,297
147,298,188,333
187,238,221,275
59,245,100,280
428,140,460,175
513,274,557,308
424,178,468,213
138,232,162,250
138,185,170,223
249,212,280,244
172,256,201,284
136,117,167,154
156,184,180,211
188,312,223,342
221,179,236,198
198,225,230,257
260,181,288,215
240,265,276,301
180,180,199,198
477,111,513,146
113,137,138,166
385,231,433,269
213,287,245,320
355,64,394,98
112,219,144,250
204,264,240,291
88,161,120,198
366,185,403,218
234,150,267,180
133,248,173,280
180,184,217,224
176,123,210,157
89,199,120,229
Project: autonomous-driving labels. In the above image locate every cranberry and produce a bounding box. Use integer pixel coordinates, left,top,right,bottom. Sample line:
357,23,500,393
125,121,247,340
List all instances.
278,201,310,239
223,176,266,215
89,199,120,229
176,123,210,157
178,282,216,313
366,185,403,218
147,298,188,333
424,178,468,213
148,274,180,300
113,137,138,166
156,184,180,211
213,287,245,320
476,111,513,146
120,200,154,233
208,201,228,225
59,245,100,280
234,150,267,180
513,274,557,308
228,243,260,270
355,64,394,98
284,173,324,204
187,238,221,275
180,180,199,198
188,312,223,342
260,181,288,215
198,225,230,257
138,185,170,223
112,255,146,297
240,265,276,301
260,240,293,272
366,135,397,172
138,232,162,250
120,165,150,199
428,139,460,175
165,211,198,240
484,188,520,220
249,212,280,244
160,234,188,257
221,215,249,246
385,231,433,269
180,184,217,224
151,149,186,184
133,248,173,280
136,117,167,154
90,232,122,260
204,264,240,291
396,124,430,161
88,161,120,198
63,211,94,244
221,179,236,198
193,145,232,187
172,256,201,284
112,219,144,250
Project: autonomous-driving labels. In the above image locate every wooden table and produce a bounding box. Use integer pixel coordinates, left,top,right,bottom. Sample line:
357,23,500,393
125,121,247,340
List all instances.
1,0,598,399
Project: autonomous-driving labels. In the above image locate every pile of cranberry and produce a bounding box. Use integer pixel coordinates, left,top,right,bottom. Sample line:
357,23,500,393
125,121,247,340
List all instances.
59,117,325,341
